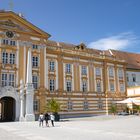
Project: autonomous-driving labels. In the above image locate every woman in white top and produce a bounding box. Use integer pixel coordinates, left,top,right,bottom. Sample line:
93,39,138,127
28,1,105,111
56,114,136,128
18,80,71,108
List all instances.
50,113,55,127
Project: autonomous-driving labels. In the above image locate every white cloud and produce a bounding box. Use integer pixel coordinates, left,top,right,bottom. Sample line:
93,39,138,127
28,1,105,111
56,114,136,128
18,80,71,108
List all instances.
88,32,138,50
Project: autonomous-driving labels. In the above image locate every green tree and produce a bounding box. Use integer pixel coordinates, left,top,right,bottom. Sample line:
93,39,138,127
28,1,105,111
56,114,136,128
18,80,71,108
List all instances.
135,105,140,115
109,104,117,115
45,98,61,113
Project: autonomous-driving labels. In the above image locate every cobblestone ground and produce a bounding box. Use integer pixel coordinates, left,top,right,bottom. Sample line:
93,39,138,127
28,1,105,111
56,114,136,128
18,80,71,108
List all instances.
0,115,140,140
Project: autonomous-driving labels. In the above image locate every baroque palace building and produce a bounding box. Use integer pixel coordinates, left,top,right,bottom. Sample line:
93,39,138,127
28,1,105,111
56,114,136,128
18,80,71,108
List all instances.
0,11,127,121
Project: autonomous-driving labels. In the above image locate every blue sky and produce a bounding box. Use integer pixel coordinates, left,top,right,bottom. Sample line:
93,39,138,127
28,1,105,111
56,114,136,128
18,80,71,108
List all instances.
0,0,140,52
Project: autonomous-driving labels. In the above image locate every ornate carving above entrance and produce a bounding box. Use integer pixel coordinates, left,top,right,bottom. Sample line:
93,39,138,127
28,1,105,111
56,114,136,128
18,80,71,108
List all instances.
0,86,19,101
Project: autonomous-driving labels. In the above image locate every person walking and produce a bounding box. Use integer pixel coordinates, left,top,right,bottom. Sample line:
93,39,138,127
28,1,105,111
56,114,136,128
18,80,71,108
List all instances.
44,112,50,127
38,113,44,127
50,113,55,127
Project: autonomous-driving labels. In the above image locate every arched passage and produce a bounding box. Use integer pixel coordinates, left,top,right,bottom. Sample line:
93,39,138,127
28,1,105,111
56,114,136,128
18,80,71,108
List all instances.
0,97,16,122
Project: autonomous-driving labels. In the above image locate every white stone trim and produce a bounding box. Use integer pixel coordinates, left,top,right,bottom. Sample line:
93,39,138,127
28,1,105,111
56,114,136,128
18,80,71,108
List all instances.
87,66,89,91
46,59,48,89
72,64,74,91
56,60,58,90
44,47,47,88
63,64,66,90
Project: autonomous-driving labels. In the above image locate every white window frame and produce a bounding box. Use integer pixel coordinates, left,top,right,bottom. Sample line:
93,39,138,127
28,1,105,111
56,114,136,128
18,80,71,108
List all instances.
49,79,55,92
82,80,87,92
66,64,71,73
49,61,55,71
2,52,8,64
66,80,72,92
32,75,38,89
33,100,39,112
1,73,15,87
81,66,87,75
96,67,101,76
96,80,101,92
32,56,39,67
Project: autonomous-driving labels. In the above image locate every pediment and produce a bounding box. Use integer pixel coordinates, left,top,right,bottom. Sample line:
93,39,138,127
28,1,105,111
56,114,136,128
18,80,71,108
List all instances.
0,11,51,38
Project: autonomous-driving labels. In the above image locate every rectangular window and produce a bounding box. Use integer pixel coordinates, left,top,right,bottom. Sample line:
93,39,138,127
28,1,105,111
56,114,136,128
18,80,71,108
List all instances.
9,53,15,64
49,61,55,71
67,101,73,111
120,83,125,92
96,67,101,76
2,39,16,46
118,68,123,80
83,101,88,110
32,44,38,49
49,79,55,92
110,82,115,92
132,74,136,82
1,73,15,87
81,66,87,75
66,80,72,92
32,75,38,89
82,81,87,92
9,74,15,87
126,73,129,82
1,73,7,86
66,64,71,73
2,52,8,64
96,80,101,92
109,67,114,77
33,100,39,112
32,56,39,67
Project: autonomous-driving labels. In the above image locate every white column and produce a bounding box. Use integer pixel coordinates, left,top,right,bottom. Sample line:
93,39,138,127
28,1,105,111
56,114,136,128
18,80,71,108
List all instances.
19,79,25,121
25,48,35,121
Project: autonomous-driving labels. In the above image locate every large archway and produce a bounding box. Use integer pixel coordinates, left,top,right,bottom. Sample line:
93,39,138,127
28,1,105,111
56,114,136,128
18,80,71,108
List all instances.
0,97,16,122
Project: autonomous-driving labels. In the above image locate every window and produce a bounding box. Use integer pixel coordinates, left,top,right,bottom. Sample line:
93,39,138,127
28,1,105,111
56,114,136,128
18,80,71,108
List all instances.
95,67,101,76
1,73,15,87
2,52,16,64
32,75,38,89
2,52,8,64
126,73,129,82
33,100,39,112
1,73,7,86
118,68,123,80
81,66,87,75
82,80,87,92
2,39,16,46
98,99,103,110
49,79,55,92
66,80,72,92
32,44,38,49
110,82,115,92
108,67,114,77
66,64,71,73
96,80,101,92
120,83,125,92
49,61,55,71
67,101,73,111
9,74,15,87
83,101,88,110
9,53,15,64
132,74,136,82
32,56,39,67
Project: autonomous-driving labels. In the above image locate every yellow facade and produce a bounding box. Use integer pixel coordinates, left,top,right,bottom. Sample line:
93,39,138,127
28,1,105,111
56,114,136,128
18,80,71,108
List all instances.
0,11,127,119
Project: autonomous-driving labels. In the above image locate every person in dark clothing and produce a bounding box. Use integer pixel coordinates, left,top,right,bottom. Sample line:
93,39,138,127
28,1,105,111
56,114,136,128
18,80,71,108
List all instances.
44,112,50,127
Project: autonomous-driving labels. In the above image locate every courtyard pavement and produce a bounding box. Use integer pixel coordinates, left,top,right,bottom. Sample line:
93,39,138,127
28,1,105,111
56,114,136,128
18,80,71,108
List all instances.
0,115,140,140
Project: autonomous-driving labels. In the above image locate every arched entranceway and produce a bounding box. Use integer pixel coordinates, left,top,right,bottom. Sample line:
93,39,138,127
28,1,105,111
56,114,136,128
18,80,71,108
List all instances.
0,97,16,122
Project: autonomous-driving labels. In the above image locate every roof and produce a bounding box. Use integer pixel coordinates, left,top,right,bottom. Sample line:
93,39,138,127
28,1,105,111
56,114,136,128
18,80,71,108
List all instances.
0,10,51,38
107,50,140,70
